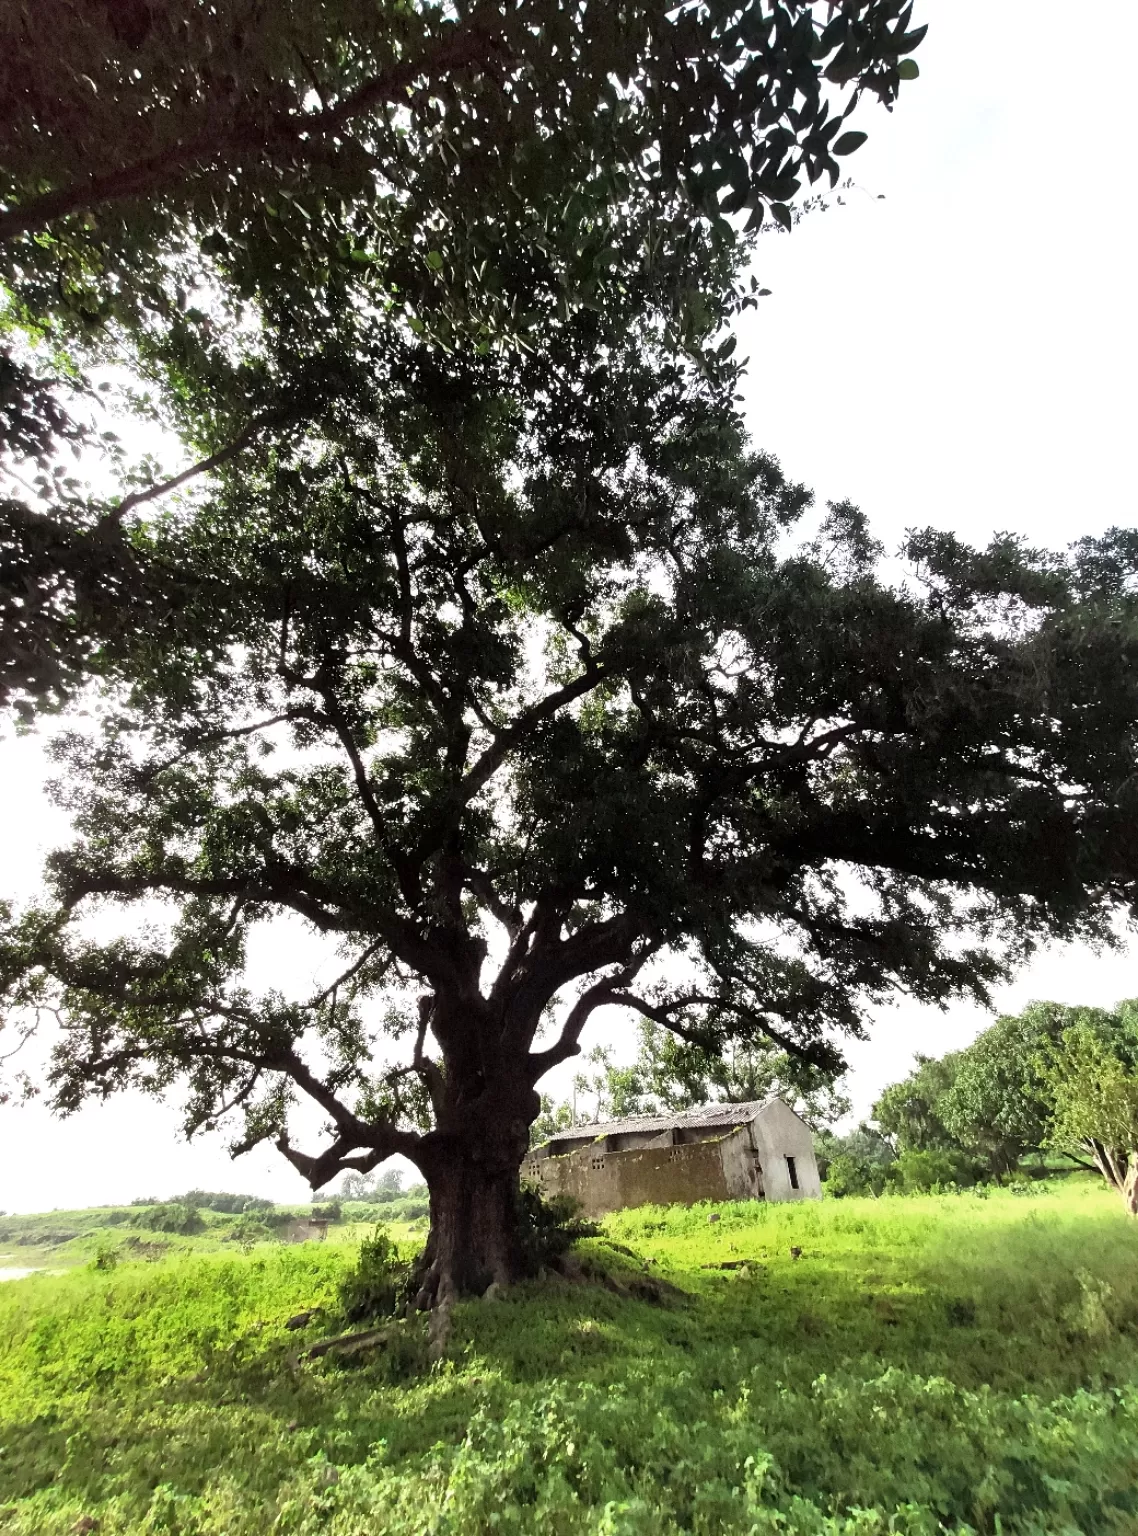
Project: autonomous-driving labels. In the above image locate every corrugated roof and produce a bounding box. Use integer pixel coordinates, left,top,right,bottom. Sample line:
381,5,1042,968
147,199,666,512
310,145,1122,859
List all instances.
542,1097,779,1145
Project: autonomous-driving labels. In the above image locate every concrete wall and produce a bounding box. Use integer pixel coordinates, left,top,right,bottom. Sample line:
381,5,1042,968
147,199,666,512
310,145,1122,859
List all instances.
522,1135,731,1219
750,1098,822,1201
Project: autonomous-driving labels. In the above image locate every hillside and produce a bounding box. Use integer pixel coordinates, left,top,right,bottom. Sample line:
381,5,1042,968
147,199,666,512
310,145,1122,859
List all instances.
1,1179,1137,1533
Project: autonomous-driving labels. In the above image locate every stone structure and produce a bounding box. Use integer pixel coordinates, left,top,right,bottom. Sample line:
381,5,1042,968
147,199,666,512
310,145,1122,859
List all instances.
522,1096,821,1218
285,1216,329,1243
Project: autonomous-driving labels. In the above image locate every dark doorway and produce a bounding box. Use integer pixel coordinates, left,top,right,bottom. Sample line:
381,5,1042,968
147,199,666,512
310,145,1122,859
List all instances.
786,1155,799,1190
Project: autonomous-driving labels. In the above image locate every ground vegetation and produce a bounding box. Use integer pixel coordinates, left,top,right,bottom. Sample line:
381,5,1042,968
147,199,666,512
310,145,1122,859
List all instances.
1,1181,1137,1533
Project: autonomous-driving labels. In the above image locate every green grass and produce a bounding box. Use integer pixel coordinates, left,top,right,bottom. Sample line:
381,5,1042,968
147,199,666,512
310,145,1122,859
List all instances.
1,1179,1137,1533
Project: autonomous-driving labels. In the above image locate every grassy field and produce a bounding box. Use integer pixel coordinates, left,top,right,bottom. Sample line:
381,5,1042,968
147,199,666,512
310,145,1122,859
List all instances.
1,1178,1137,1534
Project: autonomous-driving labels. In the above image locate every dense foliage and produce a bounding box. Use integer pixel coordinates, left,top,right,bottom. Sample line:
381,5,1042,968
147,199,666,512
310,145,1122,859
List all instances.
864,1000,1138,1208
2,1182,1138,1533
1041,1006,1138,1212
0,0,922,715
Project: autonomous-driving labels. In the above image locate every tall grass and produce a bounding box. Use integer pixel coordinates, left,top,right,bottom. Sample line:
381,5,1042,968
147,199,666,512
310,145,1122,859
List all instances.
1,1179,1136,1534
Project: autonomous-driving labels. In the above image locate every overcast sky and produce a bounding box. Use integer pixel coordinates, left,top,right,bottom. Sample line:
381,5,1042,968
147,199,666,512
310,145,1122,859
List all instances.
1,0,1136,1213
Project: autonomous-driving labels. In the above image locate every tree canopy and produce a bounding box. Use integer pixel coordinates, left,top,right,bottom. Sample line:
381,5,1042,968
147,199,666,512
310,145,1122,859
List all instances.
6,0,1138,1299
1,0,923,717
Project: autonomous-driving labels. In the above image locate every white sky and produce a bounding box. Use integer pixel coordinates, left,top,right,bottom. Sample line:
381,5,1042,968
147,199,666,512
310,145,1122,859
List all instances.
1,0,1136,1212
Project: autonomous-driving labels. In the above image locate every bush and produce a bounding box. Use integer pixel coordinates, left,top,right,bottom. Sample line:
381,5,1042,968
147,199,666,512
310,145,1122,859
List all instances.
130,1202,205,1235
888,1148,983,1193
223,1216,277,1248
517,1185,600,1271
824,1151,892,1198
311,1200,342,1223
90,1240,119,1271
338,1225,412,1322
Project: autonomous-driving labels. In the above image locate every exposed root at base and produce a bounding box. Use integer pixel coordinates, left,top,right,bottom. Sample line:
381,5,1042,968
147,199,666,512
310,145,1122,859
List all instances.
548,1251,687,1305
297,1246,684,1369
304,1324,397,1360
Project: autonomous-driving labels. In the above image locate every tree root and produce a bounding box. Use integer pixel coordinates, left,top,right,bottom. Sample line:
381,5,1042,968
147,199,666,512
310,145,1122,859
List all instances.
304,1325,397,1360
549,1251,686,1305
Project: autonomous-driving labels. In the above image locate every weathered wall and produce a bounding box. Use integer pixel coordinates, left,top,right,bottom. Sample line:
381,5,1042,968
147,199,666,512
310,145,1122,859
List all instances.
523,1099,823,1215
522,1136,731,1219
719,1124,763,1200
751,1099,822,1201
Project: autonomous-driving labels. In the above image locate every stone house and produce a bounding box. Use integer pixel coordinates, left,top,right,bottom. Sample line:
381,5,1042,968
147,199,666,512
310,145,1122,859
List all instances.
522,1096,821,1218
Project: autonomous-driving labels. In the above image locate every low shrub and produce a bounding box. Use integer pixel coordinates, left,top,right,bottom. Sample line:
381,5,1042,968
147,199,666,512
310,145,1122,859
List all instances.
888,1147,984,1193
223,1216,277,1248
129,1202,205,1235
517,1185,600,1271
338,1225,412,1321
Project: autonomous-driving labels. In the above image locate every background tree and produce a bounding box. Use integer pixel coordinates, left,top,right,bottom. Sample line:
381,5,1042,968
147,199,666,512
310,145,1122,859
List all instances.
873,1052,965,1156
815,1123,896,1196
339,1166,406,1203
872,1002,1128,1179
538,1019,852,1129
3,291,1138,1300
1041,1004,1138,1214
1,0,922,716
529,1096,576,1150
939,1003,1102,1176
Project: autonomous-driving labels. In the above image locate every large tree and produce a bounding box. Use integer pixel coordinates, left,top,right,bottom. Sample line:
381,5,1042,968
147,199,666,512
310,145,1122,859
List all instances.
1,0,922,715
872,1001,1128,1178
3,292,1138,1300
1040,1004,1138,1213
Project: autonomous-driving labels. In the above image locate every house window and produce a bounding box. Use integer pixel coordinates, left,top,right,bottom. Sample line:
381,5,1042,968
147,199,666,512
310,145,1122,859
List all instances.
785,1155,800,1190
590,1157,605,1171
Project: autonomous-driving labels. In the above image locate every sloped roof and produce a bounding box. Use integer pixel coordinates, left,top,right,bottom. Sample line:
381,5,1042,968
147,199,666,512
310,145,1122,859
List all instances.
542,1097,780,1146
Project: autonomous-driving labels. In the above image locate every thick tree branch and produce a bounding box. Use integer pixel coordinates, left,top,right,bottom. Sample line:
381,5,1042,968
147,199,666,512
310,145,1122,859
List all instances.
0,22,505,244
101,412,283,528
307,664,389,844
456,662,612,808
608,989,832,1067
138,708,325,781
465,868,523,938
527,957,647,1075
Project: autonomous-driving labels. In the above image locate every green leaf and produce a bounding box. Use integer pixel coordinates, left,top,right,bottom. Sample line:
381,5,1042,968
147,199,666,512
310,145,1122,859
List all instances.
897,60,920,80
424,251,445,272
832,131,868,156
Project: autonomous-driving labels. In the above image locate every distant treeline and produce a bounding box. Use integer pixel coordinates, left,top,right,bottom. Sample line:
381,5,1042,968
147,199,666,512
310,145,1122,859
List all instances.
819,999,1138,1211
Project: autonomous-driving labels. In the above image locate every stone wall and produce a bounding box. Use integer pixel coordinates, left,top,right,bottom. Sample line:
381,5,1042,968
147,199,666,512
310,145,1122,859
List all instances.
522,1135,732,1219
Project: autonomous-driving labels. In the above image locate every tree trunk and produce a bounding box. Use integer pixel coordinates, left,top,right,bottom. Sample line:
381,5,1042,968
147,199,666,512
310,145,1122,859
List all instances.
411,1078,539,1307
1123,1152,1138,1217
414,1152,527,1306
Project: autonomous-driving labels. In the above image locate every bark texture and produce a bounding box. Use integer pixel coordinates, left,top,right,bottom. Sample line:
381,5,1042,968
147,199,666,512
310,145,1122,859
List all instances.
1123,1152,1138,1217
412,1077,539,1306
